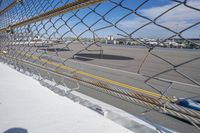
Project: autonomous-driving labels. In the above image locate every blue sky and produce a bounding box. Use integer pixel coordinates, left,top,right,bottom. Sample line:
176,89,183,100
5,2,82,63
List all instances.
0,0,200,39
46,0,200,39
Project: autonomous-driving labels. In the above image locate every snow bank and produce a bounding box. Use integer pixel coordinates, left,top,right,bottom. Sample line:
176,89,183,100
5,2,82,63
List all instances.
0,62,133,133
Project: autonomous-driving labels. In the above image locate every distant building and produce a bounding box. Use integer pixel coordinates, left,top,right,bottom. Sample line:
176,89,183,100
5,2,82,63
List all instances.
104,35,199,49
106,36,139,45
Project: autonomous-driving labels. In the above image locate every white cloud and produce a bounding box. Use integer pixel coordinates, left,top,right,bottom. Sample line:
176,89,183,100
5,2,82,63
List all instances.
141,1,200,25
118,0,200,38
118,18,148,29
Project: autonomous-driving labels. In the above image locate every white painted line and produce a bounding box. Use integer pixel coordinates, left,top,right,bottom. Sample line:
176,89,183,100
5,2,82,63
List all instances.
23,51,200,88
68,59,200,88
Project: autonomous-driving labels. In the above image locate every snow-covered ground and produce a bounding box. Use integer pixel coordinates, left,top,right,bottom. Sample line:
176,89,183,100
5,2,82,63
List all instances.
0,62,133,133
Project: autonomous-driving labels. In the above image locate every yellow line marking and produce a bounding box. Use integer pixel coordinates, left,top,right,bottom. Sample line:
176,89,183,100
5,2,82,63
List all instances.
2,51,167,100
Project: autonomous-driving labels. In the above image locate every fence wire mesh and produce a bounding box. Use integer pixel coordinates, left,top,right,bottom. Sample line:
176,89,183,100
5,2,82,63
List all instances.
0,0,200,131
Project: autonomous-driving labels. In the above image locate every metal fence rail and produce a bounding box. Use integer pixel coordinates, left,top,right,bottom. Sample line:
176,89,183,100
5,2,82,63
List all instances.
0,0,200,130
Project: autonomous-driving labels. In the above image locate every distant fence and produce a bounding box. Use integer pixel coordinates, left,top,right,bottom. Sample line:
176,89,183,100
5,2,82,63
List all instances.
0,0,200,130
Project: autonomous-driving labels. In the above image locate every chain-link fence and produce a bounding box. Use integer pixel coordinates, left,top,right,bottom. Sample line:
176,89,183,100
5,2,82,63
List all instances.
0,0,200,131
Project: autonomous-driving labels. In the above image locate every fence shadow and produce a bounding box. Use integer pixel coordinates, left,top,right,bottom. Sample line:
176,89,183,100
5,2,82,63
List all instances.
3,127,28,133
75,53,134,60
40,48,70,52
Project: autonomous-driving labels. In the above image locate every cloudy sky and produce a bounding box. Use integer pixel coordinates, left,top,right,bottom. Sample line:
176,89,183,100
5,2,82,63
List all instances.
1,0,199,39
117,0,200,38
52,0,200,39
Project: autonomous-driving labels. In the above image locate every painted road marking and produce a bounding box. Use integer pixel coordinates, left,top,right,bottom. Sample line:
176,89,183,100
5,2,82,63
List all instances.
18,52,167,99
69,59,199,88
30,52,198,88
1,51,167,99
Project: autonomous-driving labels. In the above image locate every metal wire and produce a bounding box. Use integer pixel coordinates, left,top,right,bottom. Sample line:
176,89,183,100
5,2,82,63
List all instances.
0,0,200,130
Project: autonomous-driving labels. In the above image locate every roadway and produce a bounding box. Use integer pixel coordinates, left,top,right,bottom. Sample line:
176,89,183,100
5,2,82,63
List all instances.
2,42,200,132
9,42,200,98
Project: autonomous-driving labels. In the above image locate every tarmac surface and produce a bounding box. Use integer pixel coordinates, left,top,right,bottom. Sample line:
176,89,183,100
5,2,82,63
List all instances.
2,42,200,132
12,42,200,98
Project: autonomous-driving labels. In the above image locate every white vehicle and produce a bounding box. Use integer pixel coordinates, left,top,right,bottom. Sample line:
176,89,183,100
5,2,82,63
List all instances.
2,50,7,54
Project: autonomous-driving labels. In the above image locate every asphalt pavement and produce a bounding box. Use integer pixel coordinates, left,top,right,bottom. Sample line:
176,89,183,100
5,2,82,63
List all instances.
2,42,200,132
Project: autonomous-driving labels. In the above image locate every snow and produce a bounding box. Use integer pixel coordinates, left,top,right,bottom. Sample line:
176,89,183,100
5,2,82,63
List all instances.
0,62,133,133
